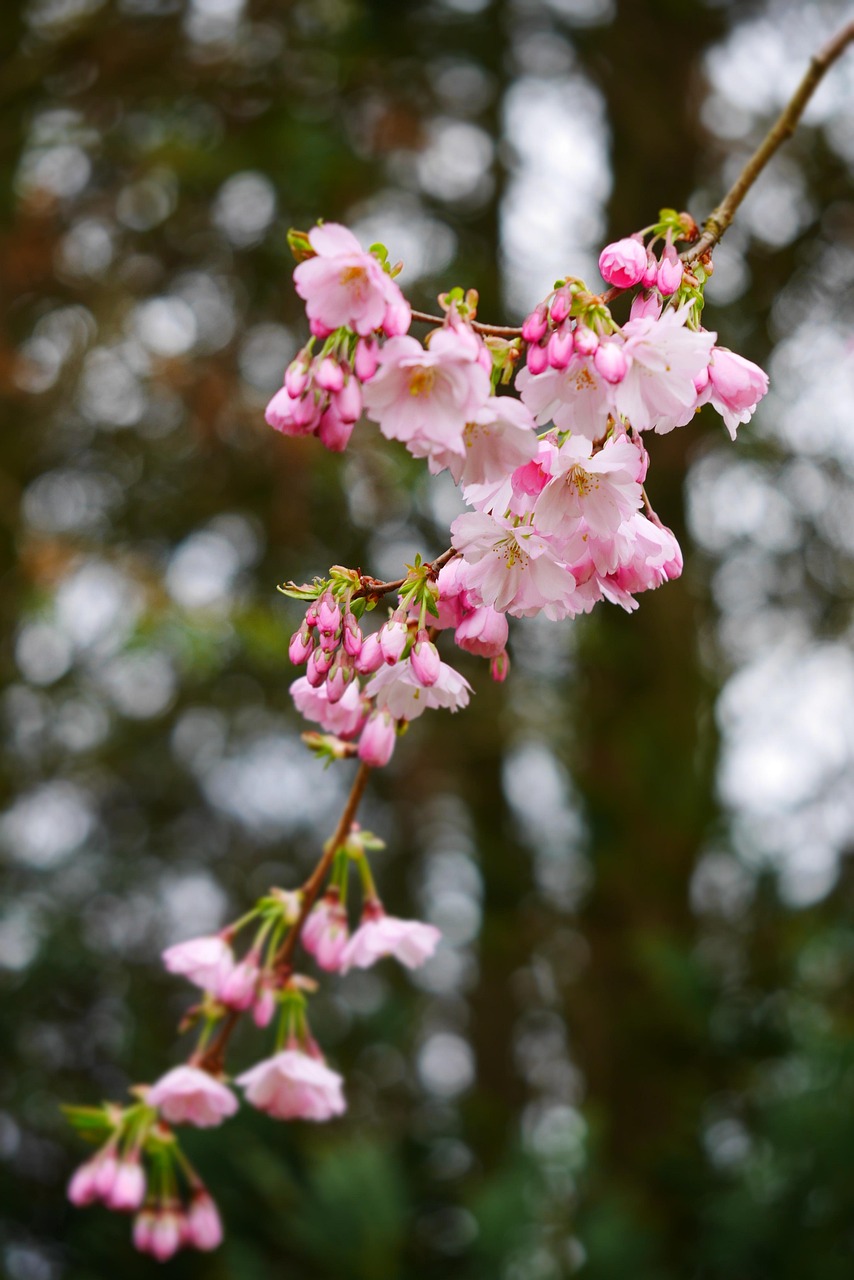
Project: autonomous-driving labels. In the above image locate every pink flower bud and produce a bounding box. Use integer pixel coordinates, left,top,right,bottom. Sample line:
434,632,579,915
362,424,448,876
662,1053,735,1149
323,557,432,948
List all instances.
490,650,510,682
409,631,441,686
150,1207,184,1262
547,325,574,370
284,359,309,397
526,342,549,376
133,1209,157,1255
67,1158,102,1207
630,290,662,322
253,983,277,1028
289,626,314,665
382,295,412,337
185,1192,224,1252
309,317,332,340
357,711,396,768
656,248,683,296
598,237,647,289
107,1159,146,1212
593,340,628,384
306,647,333,687
315,358,344,393
354,338,379,381
334,376,362,424
94,1153,119,1201
379,614,408,664
573,325,599,357
641,250,659,290
342,612,362,657
325,661,351,705
356,632,383,674
521,304,548,343
219,959,259,1010
317,593,340,634
549,287,571,325
317,405,355,452
302,893,349,970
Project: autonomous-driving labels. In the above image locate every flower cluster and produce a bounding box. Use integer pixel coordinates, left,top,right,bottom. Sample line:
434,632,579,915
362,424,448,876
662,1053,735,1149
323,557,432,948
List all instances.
66,829,440,1256
67,210,769,1260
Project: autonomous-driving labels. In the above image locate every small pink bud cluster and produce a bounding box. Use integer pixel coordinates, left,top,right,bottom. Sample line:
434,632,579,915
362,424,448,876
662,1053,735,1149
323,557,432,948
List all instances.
288,588,472,769
132,1189,223,1261
67,1146,146,1213
266,340,367,452
598,233,684,297
162,931,277,1026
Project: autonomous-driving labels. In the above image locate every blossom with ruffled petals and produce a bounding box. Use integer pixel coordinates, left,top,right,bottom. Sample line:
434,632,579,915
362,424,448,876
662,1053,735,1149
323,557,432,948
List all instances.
362,329,491,469
451,511,578,620
517,354,615,440
147,1066,239,1128
534,434,644,543
701,346,769,438
162,935,234,994
237,1047,346,1121
290,676,366,738
614,304,716,433
366,656,472,720
447,395,538,488
293,223,410,337
341,904,440,972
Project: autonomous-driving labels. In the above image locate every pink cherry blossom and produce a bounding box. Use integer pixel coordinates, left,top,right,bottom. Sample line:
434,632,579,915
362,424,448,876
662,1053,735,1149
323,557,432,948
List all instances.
362,329,490,470
302,893,350,970
451,511,578,620
656,243,683,296
293,222,410,337
409,631,441,686
516,354,614,440
599,236,647,289
184,1193,224,1251
290,676,366,738
702,346,769,438
534,434,644,542
447,395,538,490
67,1156,105,1206
147,1065,239,1128
218,955,261,1009
604,512,683,600
162,935,235,994
106,1159,146,1212
366,656,472,720
341,904,441,972
236,1047,346,1121
149,1206,185,1262
614,304,716,433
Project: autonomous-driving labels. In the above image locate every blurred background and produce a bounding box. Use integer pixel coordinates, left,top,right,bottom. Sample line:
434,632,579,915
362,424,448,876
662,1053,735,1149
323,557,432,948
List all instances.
2,0,854,1275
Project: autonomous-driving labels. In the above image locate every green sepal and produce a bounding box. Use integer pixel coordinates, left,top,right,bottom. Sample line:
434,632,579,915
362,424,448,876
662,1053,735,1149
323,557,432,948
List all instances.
287,228,315,262
62,1105,115,1140
278,577,329,601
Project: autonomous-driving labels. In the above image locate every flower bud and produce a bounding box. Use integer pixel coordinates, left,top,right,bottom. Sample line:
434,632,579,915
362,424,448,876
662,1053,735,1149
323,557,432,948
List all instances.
67,1158,102,1207
150,1207,184,1262
490,650,510,682
185,1192,224,1252
334,376,362,424
379,614,408,664
656,248,683,296
317,405,355,452
315,358,344,393
454,606,508,659
382,295,412,337
521,304,548,344
342,611,362,658
284,359,309,397
133,1209,157,1255
309,317,332,340
219,957,259,1010
253,983,276,1028
641,249,659,290
547,325,574,370
409,630,441,686
317,592,340,635
573,325,599,357
693,364,710,395
288,625,314,665
598,236,647,289
354,337,379,381
630,290,662,322
593,340,628,384
306,647,333,687
358,712,397,768
325,659,352,705
356,632,383,674
526,341,549,376
108,1159,146,1212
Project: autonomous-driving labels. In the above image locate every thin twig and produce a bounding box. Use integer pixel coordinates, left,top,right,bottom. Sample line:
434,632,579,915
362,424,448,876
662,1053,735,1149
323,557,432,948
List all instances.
192,763,372,1075
353,547,456,603
685,18,854,263
410,308,523,338
273,763,372,972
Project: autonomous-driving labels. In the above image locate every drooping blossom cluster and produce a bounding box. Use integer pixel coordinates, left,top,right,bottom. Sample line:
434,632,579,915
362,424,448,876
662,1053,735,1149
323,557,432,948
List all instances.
65,832,440,1257
66,208,769,1260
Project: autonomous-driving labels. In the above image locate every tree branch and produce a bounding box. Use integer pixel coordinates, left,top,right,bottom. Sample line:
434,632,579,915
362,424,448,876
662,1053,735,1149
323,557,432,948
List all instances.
685,18,854,263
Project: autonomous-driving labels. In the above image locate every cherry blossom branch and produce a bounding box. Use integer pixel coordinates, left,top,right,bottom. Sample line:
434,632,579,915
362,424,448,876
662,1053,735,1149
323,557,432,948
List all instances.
410,307,523,337
353,547,456,603
685,18,854,263
192,763,372,1075
273,761,371,973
